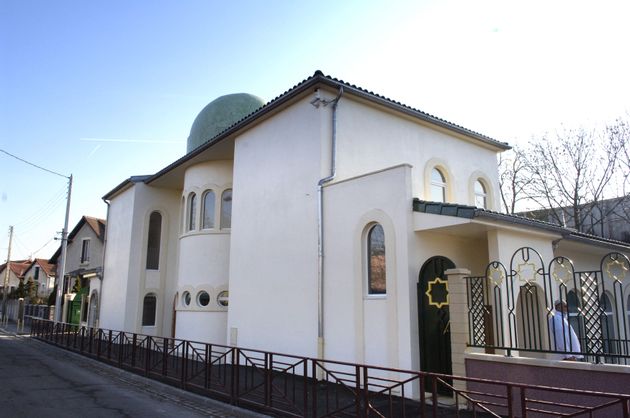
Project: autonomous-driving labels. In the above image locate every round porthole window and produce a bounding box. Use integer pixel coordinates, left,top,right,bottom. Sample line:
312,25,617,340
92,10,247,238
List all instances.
197,291,210,307
182,291,191,306
217,290,229,307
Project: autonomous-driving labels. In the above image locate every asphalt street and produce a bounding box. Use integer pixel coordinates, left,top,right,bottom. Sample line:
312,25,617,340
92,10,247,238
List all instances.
0,325,266,418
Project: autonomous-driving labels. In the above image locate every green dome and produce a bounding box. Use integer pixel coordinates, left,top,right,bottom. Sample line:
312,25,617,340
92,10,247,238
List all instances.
187,93,265,153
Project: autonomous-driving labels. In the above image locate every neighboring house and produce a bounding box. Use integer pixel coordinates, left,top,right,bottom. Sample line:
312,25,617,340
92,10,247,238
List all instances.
0,260,30,296
50,216,106,326
98,72,630,399
521,195,630,243
22,258,56,298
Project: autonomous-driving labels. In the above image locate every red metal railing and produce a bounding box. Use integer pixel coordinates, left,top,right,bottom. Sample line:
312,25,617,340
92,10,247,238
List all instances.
30,318,630,417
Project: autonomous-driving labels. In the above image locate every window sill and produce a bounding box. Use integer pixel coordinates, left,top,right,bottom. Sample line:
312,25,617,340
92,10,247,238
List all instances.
180,230,231,239
364,294,387,300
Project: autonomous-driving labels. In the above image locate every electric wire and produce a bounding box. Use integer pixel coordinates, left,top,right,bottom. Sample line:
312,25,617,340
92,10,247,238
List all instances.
0,149,69,179
13,185,67,234
30,237,55,258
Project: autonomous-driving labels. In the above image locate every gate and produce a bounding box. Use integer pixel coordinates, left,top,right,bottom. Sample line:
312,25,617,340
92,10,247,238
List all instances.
467,247,630,364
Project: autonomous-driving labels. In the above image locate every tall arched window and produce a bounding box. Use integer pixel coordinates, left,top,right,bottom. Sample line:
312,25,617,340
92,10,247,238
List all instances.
146,211,162,270
142,293,157,326
202,190,215,229
221,189,232,229
367,223,386,295
430,168,446,202
601,294,615,354
187,193,197,231
474,180,487,209
180,197,185,233
567,290,583,340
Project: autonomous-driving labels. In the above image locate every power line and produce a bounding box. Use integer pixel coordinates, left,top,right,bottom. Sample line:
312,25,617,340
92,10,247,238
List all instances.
0,149,69,179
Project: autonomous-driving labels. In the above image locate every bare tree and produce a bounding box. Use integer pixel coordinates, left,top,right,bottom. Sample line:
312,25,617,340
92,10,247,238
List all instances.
498,148,532,214
500,121,629,238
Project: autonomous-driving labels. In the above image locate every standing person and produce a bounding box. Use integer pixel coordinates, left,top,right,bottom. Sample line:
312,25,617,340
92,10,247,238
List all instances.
548,299,583,361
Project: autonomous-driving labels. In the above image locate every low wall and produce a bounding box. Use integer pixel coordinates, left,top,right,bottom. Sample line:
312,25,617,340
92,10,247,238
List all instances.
465,353,630,416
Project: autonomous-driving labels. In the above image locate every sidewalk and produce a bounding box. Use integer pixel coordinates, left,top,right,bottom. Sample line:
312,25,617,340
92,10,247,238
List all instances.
0,320,268,418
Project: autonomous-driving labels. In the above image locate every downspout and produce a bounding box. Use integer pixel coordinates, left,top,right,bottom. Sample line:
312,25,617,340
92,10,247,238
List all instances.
316,86,343,362
98,199,111,329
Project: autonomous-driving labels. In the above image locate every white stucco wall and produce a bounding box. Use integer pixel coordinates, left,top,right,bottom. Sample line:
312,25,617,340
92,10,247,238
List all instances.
100,186,135,331
227,95,324,356
333,94,502,210
134,184,180,337
323,164,413,372
175,160,233,344
100,182,180,336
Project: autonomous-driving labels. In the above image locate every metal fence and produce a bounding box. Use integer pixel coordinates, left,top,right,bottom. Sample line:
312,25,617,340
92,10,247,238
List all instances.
30,318,630,417
467,247,630,364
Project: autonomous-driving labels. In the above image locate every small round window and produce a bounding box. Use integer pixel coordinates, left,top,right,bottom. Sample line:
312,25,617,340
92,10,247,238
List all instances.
182,291,191,306
217,290,229,307
197,291,210,307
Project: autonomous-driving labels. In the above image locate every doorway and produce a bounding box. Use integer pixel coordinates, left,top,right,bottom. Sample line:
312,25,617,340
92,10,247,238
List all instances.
418,256,455,395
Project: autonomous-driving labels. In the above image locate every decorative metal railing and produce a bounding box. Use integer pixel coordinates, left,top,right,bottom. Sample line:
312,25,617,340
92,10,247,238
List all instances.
467,247,630,364
30,318,630,417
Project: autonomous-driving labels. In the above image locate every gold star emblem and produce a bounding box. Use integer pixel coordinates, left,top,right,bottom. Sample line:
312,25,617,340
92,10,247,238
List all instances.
551,259,572,285
487,265,505,287
425,277,449,309
605,256,628,282
515,261,537,283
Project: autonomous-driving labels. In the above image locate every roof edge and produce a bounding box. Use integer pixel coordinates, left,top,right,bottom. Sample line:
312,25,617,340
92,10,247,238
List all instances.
145,71,510,186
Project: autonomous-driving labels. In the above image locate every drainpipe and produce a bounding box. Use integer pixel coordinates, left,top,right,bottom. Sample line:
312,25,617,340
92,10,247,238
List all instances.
98,199,111,329
316,86,343,363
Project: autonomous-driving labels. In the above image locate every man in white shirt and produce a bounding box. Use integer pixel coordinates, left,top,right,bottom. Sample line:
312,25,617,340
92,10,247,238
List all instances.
548,299,584,361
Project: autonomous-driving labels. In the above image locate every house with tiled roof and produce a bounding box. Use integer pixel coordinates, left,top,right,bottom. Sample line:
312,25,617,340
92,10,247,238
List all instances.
50,215,106,325
98,71,630,400
22,258,56,298
0,259,30,296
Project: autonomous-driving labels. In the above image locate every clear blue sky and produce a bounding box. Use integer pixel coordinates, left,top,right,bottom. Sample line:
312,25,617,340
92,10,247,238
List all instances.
2,0,629,260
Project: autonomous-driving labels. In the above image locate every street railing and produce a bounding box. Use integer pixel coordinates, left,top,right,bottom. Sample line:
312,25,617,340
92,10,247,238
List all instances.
31,318,630,417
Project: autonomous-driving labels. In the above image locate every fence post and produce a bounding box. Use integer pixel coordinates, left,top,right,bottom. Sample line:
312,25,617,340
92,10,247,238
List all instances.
507,385,513,417
432,376,438,418
311,360,318,418
445,268,473,395
355,365,362,417
145,337,151,376
181,341,188,389
118,332,124,367
419,372,426,418
265,353,272,407
520,386,527,417
131,333,137,368
204,344,210,389
362,366,370,418
108,330,113,361
162,338,168,377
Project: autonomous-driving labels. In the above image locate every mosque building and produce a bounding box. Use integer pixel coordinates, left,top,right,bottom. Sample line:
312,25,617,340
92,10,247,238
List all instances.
97,71,630,390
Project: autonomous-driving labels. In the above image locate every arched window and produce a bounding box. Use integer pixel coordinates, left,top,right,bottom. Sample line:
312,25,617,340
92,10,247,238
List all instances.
88,291,99,328
202,190,215,229
367,224,386,295
221,189,232,229
187,193,197,231
601,294,615,354
430,168,446,202
146,211,162,270
142,293,157,326
567,290,583,339
474,180,487,209
180,197,185,233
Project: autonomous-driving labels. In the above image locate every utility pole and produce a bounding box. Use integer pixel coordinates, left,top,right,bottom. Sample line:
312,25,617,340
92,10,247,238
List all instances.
2,226,14,325
54,174,72,323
